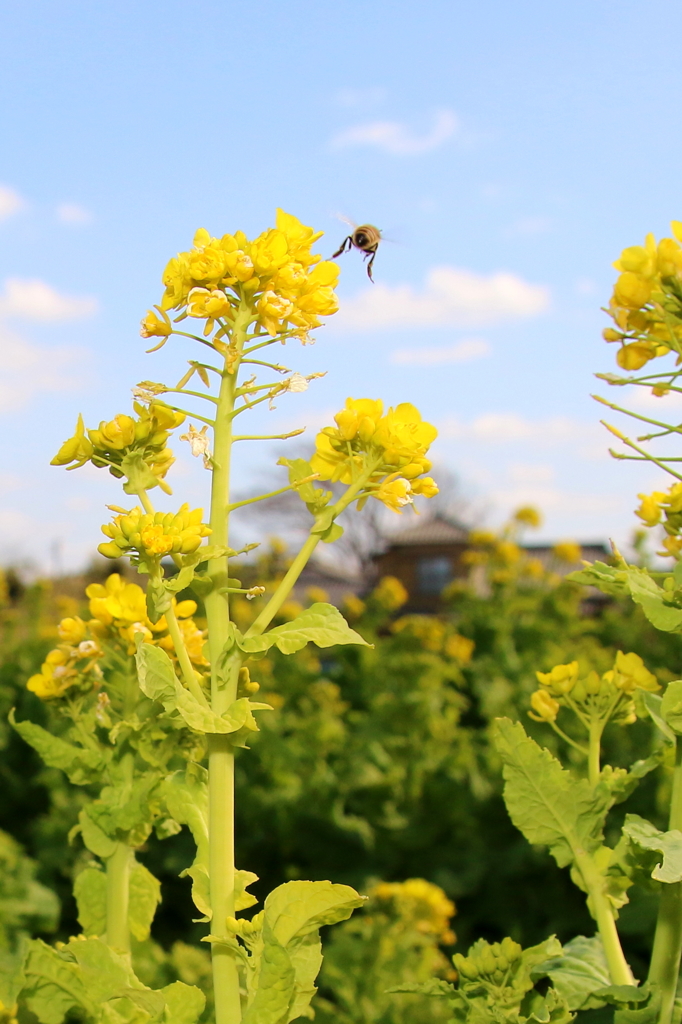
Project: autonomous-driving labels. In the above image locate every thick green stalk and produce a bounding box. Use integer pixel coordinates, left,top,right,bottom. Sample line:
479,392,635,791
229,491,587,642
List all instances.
588,718,604,787
649,742,682,1024
205,305,250,1024
105,842,131,952
574,849,634,986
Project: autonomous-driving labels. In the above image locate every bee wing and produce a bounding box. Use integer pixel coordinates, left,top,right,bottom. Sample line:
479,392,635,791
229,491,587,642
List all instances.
333,211,358,230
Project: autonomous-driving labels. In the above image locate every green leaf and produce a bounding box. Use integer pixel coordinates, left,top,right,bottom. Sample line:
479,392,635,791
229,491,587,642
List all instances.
236,604,370,658
626,571,682,632
242,927,296,1024
129,861,162,941
9,710,105,785
74,865,107,936
22,936,204,1024
494,718,610,868
263,880,366,946
80,808,118,858
533,935,611,1010
0,935,28,1007
661,680,682,735
88,773,160,839
622,813,682,883
235,869,259,912
136,641,268,735
595,982,661,1024
164,565,197,594
160,981,206,1024
163,766,210,918
146,579,172,624
567,561,630,596
22,939,95,1024
641,692,676,743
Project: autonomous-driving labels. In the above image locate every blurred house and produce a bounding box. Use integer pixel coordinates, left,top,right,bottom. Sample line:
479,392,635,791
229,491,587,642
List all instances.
292,516,610,614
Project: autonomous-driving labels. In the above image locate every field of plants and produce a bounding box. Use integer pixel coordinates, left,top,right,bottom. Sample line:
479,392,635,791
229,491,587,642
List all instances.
6,210,682,1024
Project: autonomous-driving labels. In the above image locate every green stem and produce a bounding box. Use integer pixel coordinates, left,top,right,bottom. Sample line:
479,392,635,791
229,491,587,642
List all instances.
588,718,604,787
105,842,131,952
574,848,634,986
164,602,210,708
204,303,251,1024
649,743,682,1024
246,466,379,638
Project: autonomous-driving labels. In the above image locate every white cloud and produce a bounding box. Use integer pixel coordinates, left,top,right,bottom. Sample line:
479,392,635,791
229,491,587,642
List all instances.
330,109,458,155
0,324,88,412
391,337,490,366
336,266,549,330
57,202,92,225
0,185,25,221
440,412,599,450
0,277,97,321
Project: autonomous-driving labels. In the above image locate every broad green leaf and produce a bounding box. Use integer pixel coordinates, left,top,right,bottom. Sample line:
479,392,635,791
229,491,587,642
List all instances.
242,927,296,1024
147,579,172,624
641,691,676,743
163,766,210,918
136,641,268,735
80,808,118,858
88,773,160,838
22,939,95,1024
533,935,610,1010
129,861,162,941
235,869,259,912
9,710,105,785
74,865,107,936
164,564,197,594
567,561,630,596
595,982,661,1024
160,981,206,1024
494,718,610,868
661,680,682,735
263,880,366,946
622,813,682,883
284,931,322,1022
234,604,369,658
626,572,682,632
0,936,28,1007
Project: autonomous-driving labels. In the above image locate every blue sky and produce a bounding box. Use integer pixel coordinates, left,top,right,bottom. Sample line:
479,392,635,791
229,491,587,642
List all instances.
2,0,682,570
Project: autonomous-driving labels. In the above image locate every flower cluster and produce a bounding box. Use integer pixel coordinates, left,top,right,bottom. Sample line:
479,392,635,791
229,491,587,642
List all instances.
145,210,339,346
604,223,682,370
453,937,522,987
51,402,185,494
371,878,456,944
529,652,660,726
392,615,475,663
635,483,682,557
27,575,209,700
98,504,211,562
27,618,103,700
310,398,438,512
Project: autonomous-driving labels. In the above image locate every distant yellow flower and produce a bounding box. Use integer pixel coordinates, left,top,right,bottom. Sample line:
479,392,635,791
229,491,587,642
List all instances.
445,634,474,664
552,541,581,564
514,506,542,528
372,575,409,611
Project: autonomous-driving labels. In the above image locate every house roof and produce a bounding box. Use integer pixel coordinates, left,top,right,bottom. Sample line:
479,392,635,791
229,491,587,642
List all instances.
385,515,469,547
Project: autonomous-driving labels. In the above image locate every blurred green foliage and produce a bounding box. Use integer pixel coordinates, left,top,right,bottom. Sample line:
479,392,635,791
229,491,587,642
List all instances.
0,531,679,1018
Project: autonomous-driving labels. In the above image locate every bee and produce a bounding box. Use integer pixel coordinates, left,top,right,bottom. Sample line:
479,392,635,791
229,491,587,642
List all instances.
332,221,382,281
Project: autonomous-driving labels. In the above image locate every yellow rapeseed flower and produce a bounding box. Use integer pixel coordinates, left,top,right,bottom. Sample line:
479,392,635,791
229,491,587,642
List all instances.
536,661,579,695
529,689,560,723
612,651,660,694
98,504,211,561
372,575,409,611
552,541,581,564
